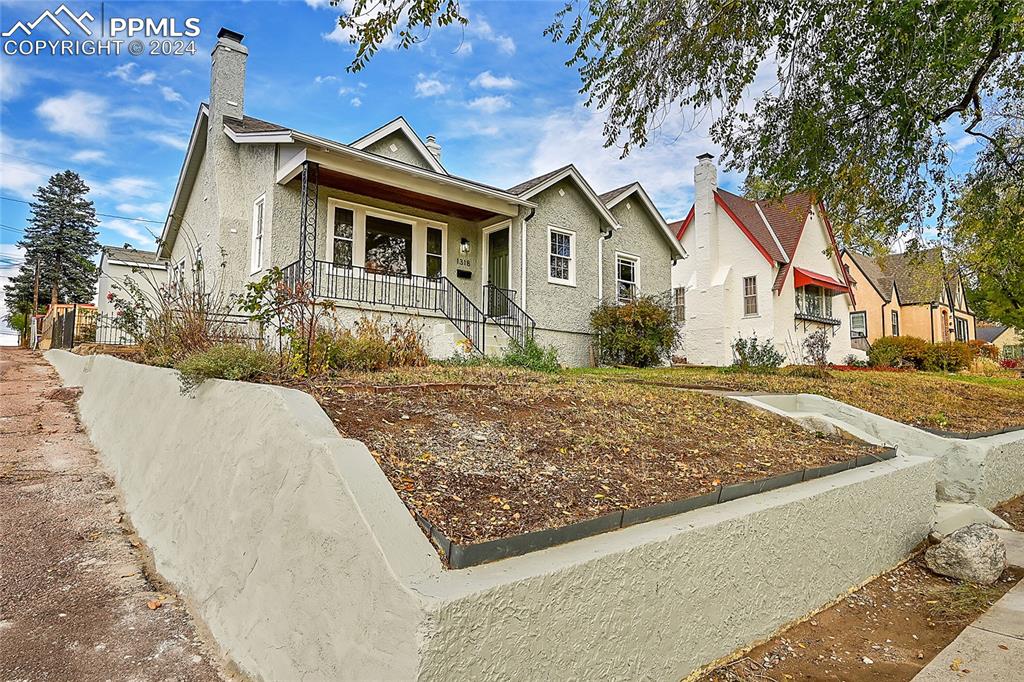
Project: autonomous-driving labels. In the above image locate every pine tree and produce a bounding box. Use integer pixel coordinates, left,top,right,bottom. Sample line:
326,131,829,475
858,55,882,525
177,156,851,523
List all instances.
3,171,100,314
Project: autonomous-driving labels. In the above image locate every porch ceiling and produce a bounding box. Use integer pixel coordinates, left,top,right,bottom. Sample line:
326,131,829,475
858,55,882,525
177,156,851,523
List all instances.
316,167,500,222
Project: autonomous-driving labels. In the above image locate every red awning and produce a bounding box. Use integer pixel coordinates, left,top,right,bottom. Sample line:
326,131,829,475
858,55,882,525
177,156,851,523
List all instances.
793,267,850,293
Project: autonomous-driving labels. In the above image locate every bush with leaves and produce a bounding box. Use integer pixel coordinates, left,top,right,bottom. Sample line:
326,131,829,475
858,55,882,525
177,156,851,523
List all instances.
176,344,277,394
500,337,560,372
590,296,677,367
316,315,429,372
802,328,832,366
731,333,785,371
923,341,973,372
967,339,999,360
867,336,929,369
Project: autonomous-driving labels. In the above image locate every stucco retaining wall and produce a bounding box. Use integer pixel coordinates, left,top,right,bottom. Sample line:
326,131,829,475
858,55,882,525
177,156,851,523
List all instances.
737,393,1024,508
48,350,937,681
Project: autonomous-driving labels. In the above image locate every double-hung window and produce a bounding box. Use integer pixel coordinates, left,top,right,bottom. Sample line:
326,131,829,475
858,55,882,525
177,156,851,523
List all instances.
548,227,575,285
891,310,900,336
615,255,638,304
954,317,969,341
333,207,354,268
672,287,686,324
850,311,867,338
426,227,443,278
742,276,758,316
251,196,265,273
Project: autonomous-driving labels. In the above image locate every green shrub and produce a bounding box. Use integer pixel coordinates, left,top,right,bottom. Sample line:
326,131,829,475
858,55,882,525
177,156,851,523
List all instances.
923,341,973,372
500,337,560,372
316,315,429,373
867,335,929,368
590,297,678,367
732,334,785,371
176,344,276,393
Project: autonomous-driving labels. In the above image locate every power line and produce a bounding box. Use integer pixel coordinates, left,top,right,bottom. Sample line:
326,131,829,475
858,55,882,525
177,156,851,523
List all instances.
0,196,165,224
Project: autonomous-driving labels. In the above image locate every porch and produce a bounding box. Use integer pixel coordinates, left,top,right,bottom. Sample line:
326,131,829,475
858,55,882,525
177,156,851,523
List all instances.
280,159,536,354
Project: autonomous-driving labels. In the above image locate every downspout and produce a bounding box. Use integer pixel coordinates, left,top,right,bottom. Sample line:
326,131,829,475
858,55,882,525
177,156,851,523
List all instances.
930,303,936,343
521,207,535,310
881,302,886,337
596,228,613,303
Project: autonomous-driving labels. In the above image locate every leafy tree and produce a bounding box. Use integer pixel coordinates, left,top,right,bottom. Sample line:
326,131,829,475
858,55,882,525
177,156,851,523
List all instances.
331,0,1024,247
3,171,100,313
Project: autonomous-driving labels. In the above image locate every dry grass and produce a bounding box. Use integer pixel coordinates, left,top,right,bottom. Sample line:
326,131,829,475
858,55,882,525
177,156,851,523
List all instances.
575,366,1024,433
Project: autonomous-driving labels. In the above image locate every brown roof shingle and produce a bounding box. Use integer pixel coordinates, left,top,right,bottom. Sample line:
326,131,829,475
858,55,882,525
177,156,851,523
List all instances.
506,165,573,196
223,114,290,134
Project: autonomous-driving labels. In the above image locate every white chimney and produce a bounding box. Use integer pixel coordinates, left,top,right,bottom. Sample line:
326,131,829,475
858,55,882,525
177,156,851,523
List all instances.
210,28,247,125
425,135,442,163
693,153,719,275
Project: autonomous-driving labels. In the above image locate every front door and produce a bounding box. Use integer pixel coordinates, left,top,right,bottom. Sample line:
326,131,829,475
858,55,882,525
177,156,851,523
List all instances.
487,228,510,316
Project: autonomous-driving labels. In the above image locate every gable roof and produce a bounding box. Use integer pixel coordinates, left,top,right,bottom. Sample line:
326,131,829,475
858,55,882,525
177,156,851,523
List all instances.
506,165,621,230
714,189,790,263
348,116,447,175
102,246,166,266
599,182,686,259
844,249,895,301
976,324,1008,344
846,247,961,306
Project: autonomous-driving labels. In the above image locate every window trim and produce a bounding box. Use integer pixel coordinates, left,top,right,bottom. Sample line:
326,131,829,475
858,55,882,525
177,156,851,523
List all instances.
251,194,266,274
672,286,686,324
547,226,576,287
742,275,758,317
614,251,639,304
331,204,355,269
954,316,969,342
891,309,900,337
850,311,867,338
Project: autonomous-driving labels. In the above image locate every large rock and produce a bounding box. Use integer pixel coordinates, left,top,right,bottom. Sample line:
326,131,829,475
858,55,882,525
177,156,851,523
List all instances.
926,523,1007,585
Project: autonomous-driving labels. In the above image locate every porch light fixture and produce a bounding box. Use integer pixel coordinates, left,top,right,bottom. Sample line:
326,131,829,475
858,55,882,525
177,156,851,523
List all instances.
460,237,470,254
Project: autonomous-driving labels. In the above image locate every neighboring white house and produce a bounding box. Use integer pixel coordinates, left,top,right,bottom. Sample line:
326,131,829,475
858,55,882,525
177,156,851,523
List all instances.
670,154,861,366
122,27,684,367
96,246,169,318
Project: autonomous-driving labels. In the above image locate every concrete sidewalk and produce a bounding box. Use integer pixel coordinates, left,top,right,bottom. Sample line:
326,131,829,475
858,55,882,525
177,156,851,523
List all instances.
913,529,1024,681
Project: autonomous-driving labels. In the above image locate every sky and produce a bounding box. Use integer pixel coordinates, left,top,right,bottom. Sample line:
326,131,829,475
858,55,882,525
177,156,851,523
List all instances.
0,0,983,343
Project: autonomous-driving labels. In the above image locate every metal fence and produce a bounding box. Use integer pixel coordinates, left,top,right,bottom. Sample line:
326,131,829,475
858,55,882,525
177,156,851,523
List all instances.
49,307,267,350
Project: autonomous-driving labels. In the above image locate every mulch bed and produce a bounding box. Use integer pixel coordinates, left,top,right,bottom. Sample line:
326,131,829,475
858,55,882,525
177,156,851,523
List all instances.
299,374,885,546
700,556,1022,682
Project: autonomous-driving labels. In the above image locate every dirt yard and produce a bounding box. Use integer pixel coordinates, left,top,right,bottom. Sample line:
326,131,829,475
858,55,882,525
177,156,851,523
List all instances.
302,371,884,545
995,495,1024,530
578,366,1024,434
700,555,1021,682
0,348,225,681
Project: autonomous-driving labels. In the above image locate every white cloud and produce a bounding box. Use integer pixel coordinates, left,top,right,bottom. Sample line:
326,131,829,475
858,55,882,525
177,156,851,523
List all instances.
471,71,519,90
91,176,160,199
70,150,107,164
466,14,515,55
146,132,188,151
454,41,473,57
315,75,338,84
115,201,166,219
949,135,977,152
0,157,49,199
159,86,185,104
350,97,362,108
415,74,450,97
36,91,109,139
0,242,28,344
305,0,333,7
108,63,157,86
467,95,510,114
0,59,29,102
101,218,151,244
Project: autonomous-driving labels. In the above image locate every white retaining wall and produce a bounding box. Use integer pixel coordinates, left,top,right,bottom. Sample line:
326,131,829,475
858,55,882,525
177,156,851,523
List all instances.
47,350,937,681
738,393,1024,508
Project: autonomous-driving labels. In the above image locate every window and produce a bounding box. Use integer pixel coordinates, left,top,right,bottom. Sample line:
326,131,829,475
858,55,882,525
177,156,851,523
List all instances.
364,215,412,275
251,196,265,272
742,276,758,315
796,285,834,319
333,207,354,268
891,310,900,336
426,226,443,278
615,255,637,304
955,317,969,342
850,311,867,338
548,227,575,285
672,287,686,324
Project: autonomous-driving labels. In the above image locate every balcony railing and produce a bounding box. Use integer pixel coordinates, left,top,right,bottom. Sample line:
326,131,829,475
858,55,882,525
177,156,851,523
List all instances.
484,285,536,347
795,311,841,326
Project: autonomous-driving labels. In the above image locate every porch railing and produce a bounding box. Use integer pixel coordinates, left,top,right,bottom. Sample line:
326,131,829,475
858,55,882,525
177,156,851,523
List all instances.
483,285,535,347
304,260,487,353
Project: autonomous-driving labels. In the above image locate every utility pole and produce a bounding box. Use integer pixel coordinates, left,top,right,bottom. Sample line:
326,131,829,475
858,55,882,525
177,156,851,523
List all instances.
32,258,40,315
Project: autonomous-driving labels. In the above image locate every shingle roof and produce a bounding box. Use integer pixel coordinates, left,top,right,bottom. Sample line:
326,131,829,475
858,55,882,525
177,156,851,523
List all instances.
506,165,573,196
223,114,290,134
845,247,956,305
845,249,894,300
597,183,635,203
102,246,165,265
976,325,1008,344
715,189,788,263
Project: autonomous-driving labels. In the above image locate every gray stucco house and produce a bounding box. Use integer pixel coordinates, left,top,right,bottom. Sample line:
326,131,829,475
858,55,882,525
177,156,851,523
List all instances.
153,28,684,366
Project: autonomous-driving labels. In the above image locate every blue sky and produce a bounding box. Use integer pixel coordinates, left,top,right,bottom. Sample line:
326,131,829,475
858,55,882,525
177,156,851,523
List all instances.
0,0,982,340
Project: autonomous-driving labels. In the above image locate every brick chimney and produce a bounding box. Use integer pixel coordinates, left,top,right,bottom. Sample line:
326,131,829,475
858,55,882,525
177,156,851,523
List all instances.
210,27,247,125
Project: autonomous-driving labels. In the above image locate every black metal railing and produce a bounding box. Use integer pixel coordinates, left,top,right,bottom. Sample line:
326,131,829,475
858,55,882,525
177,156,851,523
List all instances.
794,311,841,326
483,284,535,347
308,260,487,353
49,309,265,350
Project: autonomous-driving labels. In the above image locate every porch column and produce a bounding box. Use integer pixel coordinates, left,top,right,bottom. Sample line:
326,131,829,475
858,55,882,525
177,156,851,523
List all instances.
298,161,320,292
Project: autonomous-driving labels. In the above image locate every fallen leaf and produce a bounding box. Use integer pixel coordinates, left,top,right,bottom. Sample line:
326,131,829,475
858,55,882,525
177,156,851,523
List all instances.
147,599,162,610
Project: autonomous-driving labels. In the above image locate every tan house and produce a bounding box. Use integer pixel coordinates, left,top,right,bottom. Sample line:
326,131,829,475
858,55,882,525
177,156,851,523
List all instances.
977,323,1024,358
841,247,976,346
